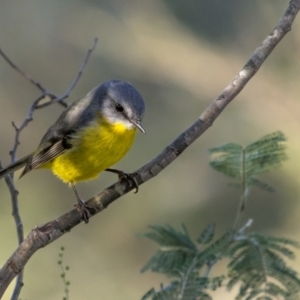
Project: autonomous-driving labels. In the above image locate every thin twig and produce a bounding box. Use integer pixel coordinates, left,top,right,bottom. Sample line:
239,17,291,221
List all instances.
0,39,98,300
0,162,24,300
9,274,23,300
203,219,253,279
37,37,99,108
233,149,247,230
237,219,253,236
6,38,98,162
0,49,47,93
0,0,299,297
58,247,70,300
2,38,99,163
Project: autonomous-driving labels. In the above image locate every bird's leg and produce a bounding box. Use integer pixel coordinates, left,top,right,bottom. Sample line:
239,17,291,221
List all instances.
105,168,139,193
71,183,95,224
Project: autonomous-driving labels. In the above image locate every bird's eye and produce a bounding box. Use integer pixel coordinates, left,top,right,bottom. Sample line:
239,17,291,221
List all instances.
115,103,124,112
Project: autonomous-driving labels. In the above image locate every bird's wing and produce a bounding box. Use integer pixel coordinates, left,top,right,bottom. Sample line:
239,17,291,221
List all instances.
20,93,96,178
19,134,71,178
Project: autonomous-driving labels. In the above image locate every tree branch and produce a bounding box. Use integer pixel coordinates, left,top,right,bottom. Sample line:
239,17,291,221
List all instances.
0,162,23,300
0,39,98,300
0,0,299,297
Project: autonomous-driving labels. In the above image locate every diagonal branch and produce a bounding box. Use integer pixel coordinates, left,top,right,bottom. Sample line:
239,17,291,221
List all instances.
0,0,299,297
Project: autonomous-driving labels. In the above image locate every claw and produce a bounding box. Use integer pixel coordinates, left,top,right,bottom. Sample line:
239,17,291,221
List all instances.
105,168,139,192
118,171,139,193
75,199,96,224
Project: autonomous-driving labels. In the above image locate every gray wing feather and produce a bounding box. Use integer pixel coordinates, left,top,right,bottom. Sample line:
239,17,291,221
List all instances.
20,92,97,178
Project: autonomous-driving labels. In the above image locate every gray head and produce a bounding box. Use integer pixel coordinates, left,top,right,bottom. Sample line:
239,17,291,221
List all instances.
91,80,145,133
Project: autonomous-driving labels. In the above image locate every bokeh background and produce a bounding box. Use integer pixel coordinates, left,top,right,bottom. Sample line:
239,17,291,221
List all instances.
0,0,300,299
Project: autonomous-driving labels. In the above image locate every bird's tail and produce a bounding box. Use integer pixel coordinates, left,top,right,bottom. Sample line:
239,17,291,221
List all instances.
0,155,31,179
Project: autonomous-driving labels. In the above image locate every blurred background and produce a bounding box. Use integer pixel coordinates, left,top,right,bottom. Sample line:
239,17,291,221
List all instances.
0,0,300,299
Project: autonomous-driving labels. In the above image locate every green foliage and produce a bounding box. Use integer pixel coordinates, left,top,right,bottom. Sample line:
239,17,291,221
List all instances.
141,132,300,300
141,224,229,300
209,131,288,229
58,247,70,300
141,225,300,300
209,131,287,192
140,224,197,276
227,233,300,300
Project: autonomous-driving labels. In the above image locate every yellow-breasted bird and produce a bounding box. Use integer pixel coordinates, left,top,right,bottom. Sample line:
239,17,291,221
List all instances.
0,80,146,223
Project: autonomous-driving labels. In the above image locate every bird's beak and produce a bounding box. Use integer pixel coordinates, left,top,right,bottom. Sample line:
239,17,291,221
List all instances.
132,119,146,134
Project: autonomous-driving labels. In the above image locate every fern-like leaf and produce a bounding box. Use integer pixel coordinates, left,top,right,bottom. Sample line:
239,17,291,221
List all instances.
209,131,287,193
209,143,243,179
227,233,300,299
245,131,287,176
141,225,228,300
140,225,197,275
197,224,215,245
141,283,180,300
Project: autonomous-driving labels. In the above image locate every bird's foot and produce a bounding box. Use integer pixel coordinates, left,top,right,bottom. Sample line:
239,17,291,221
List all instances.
106,168,139,193
75,199,96,224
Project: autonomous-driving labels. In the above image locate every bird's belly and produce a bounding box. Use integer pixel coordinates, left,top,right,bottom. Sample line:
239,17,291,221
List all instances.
50,122,137,183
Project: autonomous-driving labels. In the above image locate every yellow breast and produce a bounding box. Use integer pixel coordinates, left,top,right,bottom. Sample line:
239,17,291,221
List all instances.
49,117,137,183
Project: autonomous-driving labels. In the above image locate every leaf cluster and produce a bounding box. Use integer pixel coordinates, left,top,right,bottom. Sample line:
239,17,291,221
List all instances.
228,234,300,299
209,131,287,192
141,132,300,300
141,224,231,300
141,225,300,300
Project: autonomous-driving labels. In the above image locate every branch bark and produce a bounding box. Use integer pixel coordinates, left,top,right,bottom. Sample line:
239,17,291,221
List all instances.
0,0,299,298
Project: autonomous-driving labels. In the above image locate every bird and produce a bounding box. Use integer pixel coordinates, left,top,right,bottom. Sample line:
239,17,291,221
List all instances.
0,80,146,223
